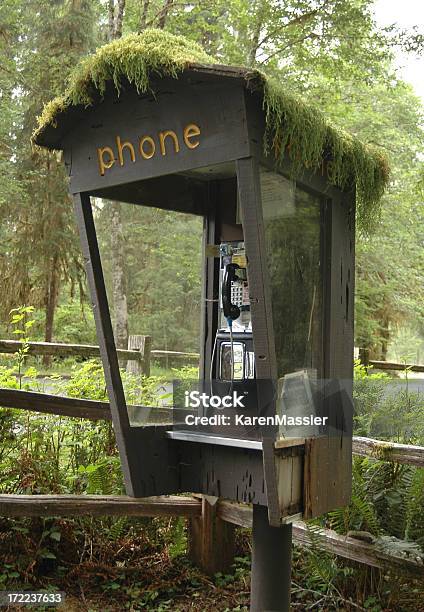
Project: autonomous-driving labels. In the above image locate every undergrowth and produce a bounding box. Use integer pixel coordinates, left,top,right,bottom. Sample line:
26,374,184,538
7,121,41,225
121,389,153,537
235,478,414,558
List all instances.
0,332,423,609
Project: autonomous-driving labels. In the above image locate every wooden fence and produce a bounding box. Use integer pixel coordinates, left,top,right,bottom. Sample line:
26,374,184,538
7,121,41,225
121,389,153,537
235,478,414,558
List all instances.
0,386,423,577
1,338,423,374
0,336,199,378
0,493,422,577
0,339,423,577
358,347,424,373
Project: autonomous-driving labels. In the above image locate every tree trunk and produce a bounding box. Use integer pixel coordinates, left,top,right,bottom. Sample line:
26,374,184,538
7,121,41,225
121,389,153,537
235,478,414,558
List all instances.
108,0,126,40
111,203,128,350
43,253,60,366
248,0,265,65
107,5,129,354
139,0,150,31
380,313,390,361
158,0,173,29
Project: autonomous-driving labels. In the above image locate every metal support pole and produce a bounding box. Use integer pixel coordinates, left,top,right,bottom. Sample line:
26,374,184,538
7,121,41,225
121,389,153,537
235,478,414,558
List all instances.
250,504,292,612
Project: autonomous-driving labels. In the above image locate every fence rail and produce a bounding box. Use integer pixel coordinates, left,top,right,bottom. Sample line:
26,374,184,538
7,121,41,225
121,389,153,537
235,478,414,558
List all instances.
0,339,139,362
358,348,424,373
367,359,424,373
0,493,422,577
353,436,424,467
2,339,423,372
1,388,423,468
0,337,199,377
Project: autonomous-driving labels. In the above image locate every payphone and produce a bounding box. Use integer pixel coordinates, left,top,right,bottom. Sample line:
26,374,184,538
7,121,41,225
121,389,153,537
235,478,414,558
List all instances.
215,241,254,384
199,240,259,439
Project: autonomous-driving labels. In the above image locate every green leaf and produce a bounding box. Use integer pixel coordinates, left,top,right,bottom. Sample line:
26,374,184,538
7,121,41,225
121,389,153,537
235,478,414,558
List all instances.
40,550,56,559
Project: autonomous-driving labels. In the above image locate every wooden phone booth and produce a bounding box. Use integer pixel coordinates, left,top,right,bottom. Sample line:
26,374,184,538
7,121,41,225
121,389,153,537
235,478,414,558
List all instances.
34,30,388,611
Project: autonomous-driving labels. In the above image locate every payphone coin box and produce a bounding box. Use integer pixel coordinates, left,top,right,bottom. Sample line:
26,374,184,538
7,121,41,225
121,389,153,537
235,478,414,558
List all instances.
32,34,373,524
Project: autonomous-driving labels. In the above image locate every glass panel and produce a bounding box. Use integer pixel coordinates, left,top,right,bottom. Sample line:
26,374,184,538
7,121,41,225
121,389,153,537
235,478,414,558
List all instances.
260,167,323,379
93,199,203,425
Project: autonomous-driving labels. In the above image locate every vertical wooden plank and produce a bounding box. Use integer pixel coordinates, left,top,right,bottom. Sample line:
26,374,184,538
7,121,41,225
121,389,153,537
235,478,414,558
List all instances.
200,186,219,388
325,192,355,510
73,192,140,495
188,495,235,575
276,455,293,514
301,190,355,518
236,157,280,526
127,335,143,376
142,335,152,377
127,334,151,376
303,436,331,518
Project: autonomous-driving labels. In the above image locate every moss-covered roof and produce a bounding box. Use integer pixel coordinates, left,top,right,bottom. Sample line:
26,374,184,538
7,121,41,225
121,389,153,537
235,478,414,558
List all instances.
33,29,389,232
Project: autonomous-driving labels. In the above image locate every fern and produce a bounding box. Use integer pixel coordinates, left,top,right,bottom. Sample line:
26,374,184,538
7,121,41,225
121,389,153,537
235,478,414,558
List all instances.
328,458,380,535
405,468,424,549
107,517,127,541
83,459,115,495
304,523,341,592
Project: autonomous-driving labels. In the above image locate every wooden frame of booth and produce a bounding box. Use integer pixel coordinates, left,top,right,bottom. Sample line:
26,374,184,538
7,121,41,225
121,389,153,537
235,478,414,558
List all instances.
38,66,354,526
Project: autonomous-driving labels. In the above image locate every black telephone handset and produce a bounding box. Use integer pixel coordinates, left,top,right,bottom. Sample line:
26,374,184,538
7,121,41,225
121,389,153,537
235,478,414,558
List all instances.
222,263,241,321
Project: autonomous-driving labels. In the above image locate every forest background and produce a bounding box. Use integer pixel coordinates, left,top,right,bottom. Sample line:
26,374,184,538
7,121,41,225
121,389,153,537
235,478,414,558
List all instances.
0,2,423,610
0,0,423,363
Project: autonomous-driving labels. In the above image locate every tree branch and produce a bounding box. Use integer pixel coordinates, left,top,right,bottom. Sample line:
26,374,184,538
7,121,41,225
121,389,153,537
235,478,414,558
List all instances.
108,0,115,40
258,31,321,65
114,0,126,39
157,0,174,29
139,0,150,31
256,0,329,50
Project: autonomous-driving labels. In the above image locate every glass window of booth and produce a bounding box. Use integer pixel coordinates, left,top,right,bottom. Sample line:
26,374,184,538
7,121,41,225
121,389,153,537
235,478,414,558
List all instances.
259,167,324,380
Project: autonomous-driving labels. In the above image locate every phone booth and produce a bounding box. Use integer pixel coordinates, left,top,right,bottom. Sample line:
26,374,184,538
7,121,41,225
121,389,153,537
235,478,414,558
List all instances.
34,31,388,611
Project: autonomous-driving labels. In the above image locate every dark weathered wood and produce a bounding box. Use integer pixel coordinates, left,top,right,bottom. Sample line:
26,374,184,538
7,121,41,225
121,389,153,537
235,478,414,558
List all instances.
0,491,421,576
368,360,424,373
0,494,200,518
3,388,421,471
34,64,261,150
188,495,235,575
303,436,331,519
65,78,250,196
291,521,424,578
323,191,355,511
0,339,141,361
91,173,208,216
217,501,424,577
177,441,267,505
353,436,424,467
236,157,281,527
74,193,141,496
0,388,112,421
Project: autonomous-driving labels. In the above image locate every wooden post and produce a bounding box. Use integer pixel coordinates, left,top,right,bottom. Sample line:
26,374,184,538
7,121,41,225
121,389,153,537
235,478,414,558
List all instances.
358,347,370,368
188,495,235,575
127,335,152,377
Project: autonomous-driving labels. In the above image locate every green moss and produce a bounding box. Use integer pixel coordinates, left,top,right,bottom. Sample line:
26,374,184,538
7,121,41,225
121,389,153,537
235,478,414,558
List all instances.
34,28,389,232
